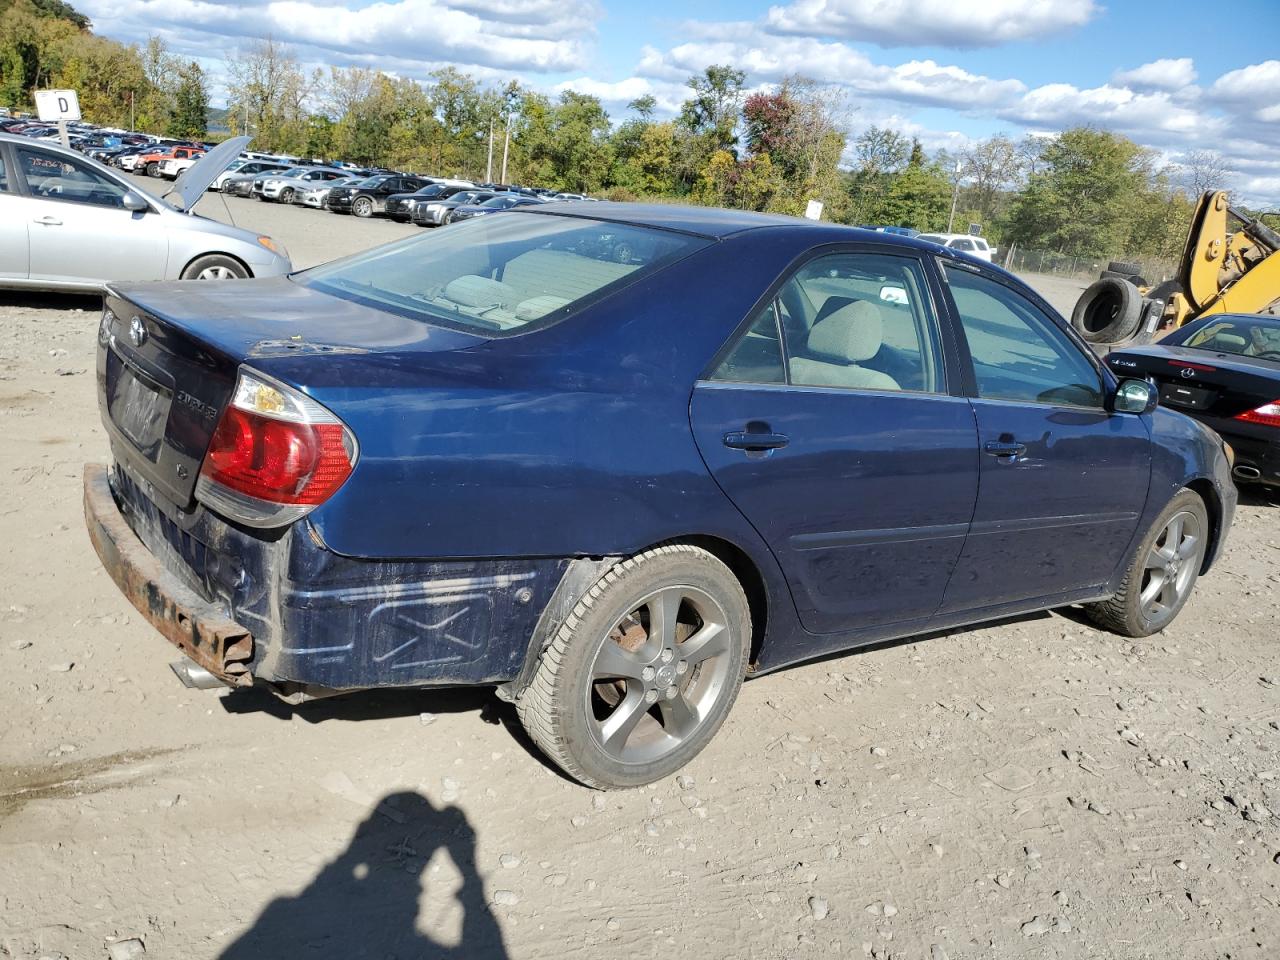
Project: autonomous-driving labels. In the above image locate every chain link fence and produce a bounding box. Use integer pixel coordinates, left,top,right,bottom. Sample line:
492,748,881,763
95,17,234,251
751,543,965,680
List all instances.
1002,246,1177,285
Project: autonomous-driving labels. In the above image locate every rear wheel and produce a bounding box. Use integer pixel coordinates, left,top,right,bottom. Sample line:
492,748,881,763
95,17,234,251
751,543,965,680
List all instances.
181,254,249,281
517,544,750,789
352,196,374,218
1084,490,1208,637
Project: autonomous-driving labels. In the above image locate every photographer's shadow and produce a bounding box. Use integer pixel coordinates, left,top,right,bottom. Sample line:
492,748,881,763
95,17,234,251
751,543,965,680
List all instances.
219,791,508,959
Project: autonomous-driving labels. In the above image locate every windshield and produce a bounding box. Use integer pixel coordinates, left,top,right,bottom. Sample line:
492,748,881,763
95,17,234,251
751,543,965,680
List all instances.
1183,318,1280,359
299,212,709,337
274,167,310,178
358,176,390,188
479,196,517,209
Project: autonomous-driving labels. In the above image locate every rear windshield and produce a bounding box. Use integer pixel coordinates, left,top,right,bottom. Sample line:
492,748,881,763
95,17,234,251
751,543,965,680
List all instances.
298,211,709,336
1183,318,1280,359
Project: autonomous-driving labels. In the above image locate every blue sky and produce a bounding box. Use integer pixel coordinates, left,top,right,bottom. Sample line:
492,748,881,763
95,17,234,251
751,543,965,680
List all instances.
76,0,1280,202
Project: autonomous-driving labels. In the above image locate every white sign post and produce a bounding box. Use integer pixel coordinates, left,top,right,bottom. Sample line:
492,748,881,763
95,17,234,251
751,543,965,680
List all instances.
804,199,824,221
34,89,80,148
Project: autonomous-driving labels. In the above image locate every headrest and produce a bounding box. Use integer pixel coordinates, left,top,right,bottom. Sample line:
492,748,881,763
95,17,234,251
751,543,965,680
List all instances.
807,300,883,362
444,275,512,308
515,296,571,321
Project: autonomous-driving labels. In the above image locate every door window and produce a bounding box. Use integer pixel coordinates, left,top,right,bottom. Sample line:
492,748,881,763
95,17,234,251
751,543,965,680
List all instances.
17,148,130,208
0,153,7,192
951,238,974,251
945,266,1104,408
712,252,944,393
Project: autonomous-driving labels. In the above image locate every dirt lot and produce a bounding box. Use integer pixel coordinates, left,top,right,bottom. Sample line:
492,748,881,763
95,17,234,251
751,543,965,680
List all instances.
3,193,1280,960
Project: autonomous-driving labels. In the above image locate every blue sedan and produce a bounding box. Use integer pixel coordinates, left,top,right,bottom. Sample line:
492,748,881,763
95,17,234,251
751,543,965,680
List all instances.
84,204,1236,789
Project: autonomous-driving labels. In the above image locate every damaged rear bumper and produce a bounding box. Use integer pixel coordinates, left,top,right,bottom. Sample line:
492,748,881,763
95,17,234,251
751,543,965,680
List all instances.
83,463,254,686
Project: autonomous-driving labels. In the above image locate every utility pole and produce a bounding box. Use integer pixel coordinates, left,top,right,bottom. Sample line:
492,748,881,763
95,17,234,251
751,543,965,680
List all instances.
486,118,494,183
500,116,510,184
129,90,134,132
947,160,962,233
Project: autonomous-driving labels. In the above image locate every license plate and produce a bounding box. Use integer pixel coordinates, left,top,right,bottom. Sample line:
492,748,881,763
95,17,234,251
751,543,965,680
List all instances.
109,357,171,461
1158,381,1216,410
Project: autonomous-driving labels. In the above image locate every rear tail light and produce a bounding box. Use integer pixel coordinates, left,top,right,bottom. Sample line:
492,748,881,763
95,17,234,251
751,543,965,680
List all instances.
1235,401,1280,429
196,369,357,528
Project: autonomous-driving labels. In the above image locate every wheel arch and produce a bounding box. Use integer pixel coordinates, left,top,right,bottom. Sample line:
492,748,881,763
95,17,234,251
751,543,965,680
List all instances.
179,250,253,280
1183,476,1225,574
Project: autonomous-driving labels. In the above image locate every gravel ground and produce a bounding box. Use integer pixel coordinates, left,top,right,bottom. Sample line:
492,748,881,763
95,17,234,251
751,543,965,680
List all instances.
2,195,1279,960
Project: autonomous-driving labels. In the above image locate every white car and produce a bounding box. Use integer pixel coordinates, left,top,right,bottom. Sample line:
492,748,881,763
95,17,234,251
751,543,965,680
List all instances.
158,156,199,180
210,159,292,191
916,233,998,262
295,176,364,209
0,134,291,291
253,166,347,203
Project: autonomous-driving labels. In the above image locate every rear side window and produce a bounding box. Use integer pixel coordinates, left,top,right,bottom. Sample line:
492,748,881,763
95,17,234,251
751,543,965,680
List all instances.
713,253,944,393
945,266,1103,408
301,212,709,336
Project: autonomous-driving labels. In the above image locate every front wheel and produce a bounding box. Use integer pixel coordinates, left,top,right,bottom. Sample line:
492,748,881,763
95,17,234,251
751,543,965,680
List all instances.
181,254,249,281
352,196,374,218
517,544,750,789
146,162,160,177
1084,489,1209,637
279,187,295,203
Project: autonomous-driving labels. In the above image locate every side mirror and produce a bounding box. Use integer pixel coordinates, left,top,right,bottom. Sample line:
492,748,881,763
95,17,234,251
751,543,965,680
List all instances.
1113,378,1158,414
122,192,149,213
879,284,909,305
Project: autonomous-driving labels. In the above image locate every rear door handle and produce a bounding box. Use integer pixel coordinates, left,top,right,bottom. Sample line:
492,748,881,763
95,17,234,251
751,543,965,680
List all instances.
33,216,62,226
983,440,1027,459
723,431,790,451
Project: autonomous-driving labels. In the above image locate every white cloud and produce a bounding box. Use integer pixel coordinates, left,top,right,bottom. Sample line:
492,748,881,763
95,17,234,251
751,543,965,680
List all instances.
1113,58,1197,91
551,76,686,114
77,0,598,73
639,33,1024,110
1209,59,1280,123
1002,82,1221,142
762,0,1098,48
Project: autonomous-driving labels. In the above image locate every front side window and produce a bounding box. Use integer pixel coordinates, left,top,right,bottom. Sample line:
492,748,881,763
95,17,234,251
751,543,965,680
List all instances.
300,211,708,336
712,252,944,394
17,149,129,208
951,238,974,251
945,266,1103,408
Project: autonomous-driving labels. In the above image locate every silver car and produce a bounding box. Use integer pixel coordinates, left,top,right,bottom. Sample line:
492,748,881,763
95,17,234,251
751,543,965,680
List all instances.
295,176,364,209
253,166,347,203
0,134,291,291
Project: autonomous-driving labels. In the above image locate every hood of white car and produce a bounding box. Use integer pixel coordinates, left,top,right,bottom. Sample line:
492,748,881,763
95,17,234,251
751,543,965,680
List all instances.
166,136,250,211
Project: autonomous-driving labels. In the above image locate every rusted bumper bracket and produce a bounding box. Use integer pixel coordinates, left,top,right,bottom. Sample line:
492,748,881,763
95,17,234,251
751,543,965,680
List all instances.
83,463,254,686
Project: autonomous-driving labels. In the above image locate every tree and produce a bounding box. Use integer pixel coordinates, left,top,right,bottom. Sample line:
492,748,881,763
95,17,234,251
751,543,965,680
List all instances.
960,134,1022,223
1006,127,1156,258
167,59,207,139
1180,149,1230,198
741,75,847,216
225,36,311,152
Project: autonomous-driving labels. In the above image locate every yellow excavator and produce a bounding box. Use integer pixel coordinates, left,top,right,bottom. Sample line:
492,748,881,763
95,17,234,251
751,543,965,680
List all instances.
1072,190,1280,345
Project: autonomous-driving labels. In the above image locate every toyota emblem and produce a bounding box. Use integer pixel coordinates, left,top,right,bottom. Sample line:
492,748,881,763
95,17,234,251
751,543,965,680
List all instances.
1180,367,1195,379
129,316,147,347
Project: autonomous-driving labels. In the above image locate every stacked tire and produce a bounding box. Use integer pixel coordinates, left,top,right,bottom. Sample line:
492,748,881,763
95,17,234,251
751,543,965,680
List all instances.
1071,276,1144,344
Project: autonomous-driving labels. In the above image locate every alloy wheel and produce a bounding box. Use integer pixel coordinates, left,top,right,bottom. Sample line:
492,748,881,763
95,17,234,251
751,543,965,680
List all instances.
585,585,734,765
1140,510,1202,623
196,265,238,280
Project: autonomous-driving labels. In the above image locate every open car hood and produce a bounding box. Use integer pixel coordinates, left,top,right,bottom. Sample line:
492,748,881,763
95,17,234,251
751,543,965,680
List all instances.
164,135,251,211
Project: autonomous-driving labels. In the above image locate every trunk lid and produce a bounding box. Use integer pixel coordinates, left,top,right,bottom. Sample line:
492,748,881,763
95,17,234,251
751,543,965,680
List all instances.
99,278,486,509
1107,345,1280,418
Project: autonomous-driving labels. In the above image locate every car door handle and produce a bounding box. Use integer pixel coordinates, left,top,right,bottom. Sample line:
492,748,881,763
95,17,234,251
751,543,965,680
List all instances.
32,215,62,226
723,431,790,451
983,440,1027,459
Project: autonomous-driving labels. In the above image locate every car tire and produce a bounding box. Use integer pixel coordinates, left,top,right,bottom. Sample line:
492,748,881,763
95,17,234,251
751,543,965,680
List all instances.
180,254,249,281
1108,259,1143,277
353,197,374,218
1072,277,1143,344
517,544,750,790
1084,489,1209,638
279,187,295,203
146,162,160,177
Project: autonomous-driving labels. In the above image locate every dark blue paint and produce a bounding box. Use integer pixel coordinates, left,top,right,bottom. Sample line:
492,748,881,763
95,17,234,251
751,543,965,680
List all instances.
99,209,1237,692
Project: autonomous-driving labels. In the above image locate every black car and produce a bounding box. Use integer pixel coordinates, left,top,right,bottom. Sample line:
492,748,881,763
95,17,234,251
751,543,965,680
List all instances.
328,174,433,217
384,183,473,222
1106,312,1280,487
448,193,545,223
410,189,501,227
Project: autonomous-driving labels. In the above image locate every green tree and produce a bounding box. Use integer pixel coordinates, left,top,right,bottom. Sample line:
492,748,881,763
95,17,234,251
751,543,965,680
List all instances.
1006,127,1154,258
167,59,207,139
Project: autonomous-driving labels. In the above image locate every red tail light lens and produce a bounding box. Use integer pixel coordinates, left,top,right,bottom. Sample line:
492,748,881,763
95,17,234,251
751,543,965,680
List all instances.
1236,400,1280,428
197,370,356,528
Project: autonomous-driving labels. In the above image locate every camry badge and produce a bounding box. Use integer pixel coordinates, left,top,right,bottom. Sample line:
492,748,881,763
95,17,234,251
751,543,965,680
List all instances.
129,316,147,347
